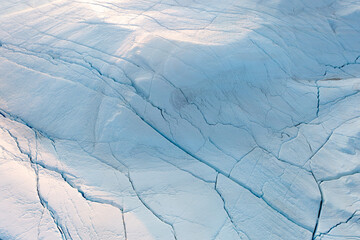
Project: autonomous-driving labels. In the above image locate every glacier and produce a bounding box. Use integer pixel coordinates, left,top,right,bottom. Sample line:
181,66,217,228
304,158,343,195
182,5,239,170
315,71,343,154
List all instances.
0,0,359,239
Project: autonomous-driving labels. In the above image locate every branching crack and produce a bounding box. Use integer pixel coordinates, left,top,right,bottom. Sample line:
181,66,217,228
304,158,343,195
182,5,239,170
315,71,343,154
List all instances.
324,55,360,71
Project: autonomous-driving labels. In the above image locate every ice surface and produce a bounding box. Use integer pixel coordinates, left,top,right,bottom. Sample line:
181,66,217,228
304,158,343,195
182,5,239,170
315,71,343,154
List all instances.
0,0,359,239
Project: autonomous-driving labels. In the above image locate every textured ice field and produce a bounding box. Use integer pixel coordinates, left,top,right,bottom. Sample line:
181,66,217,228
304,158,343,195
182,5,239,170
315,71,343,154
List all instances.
0,0,359,239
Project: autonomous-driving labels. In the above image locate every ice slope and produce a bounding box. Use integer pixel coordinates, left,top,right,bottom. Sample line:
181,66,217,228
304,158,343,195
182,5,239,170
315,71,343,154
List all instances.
0,0,359,239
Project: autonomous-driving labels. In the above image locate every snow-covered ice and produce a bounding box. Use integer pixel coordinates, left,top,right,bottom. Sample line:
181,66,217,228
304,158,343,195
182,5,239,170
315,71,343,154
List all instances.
0,0,359,239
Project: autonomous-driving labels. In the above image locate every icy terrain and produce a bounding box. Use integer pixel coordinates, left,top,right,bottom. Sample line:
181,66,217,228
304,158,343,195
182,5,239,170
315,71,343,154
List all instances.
0,0,359,239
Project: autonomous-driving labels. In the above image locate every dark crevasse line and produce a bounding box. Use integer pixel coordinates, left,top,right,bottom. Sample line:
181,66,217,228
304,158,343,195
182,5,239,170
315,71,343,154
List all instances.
121,211,128,240
0,108,55,143
320,90,360,109
316,81,320,117
310,171,323,240
324,55,360,71
312,196,323,240
320,168,360,182
316,210,359,239
228,147,257,176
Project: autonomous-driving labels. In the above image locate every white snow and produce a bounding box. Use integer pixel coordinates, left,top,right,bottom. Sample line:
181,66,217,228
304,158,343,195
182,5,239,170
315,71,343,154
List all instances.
0,0,359,239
